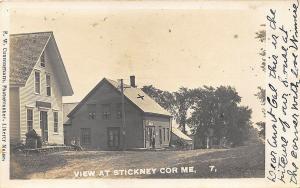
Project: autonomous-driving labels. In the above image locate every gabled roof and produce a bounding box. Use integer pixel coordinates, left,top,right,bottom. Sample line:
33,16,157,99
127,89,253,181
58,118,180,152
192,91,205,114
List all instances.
10,31,73,96
68,78,171,118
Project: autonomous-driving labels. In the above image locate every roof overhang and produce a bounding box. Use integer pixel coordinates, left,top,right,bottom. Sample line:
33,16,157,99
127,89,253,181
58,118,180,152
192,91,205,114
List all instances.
47,34,73,96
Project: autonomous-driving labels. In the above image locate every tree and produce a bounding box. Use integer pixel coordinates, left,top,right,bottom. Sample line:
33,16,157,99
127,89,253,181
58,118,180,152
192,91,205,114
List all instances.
188,86,252,147
255,26,266,71
142,85,253,147
141,85,175,114
173,87,194,134
254,25,266,139
141,86,194,134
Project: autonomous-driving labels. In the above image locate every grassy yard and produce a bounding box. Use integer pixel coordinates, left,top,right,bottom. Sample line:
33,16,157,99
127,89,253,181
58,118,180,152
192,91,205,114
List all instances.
10,143,265,179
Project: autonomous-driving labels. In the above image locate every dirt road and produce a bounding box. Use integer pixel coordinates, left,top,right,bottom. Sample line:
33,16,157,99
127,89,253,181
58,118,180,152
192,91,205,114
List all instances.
11,143,264,179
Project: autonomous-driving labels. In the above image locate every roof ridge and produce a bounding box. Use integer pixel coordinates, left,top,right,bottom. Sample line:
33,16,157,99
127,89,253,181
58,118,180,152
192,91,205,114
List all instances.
105,77,131,88
68,77,171,117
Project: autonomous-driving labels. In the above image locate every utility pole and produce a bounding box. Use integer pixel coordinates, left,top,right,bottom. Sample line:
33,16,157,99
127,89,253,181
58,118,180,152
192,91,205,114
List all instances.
120,79,126,150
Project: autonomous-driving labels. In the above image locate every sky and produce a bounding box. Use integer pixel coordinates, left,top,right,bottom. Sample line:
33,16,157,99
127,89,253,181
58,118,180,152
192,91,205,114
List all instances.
8,1,267,124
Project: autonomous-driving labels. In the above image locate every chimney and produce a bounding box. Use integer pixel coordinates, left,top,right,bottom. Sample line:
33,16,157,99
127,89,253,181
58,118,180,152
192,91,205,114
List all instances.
130,75,136,87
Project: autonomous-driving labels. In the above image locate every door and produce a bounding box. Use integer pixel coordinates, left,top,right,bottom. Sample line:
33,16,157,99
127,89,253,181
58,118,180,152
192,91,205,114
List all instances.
40,111,48,142
107,127,120,150
145,126,155,148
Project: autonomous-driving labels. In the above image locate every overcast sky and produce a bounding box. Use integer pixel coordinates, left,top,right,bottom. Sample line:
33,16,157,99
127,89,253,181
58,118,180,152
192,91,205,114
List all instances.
9,1,267,123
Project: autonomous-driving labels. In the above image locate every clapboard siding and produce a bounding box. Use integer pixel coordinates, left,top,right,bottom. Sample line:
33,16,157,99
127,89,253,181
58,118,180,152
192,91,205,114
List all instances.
19,42,64,144
65,80,172,150
9,87,20,143
67,83,145,150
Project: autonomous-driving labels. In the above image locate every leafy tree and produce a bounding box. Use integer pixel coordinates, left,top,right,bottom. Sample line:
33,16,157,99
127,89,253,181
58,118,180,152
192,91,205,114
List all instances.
141,86,193,134
188,86,252,147
173,87,194,134
142,85,253,146
141,85,176,114
255,26,266,71
254,25,266,139
256,121,265,139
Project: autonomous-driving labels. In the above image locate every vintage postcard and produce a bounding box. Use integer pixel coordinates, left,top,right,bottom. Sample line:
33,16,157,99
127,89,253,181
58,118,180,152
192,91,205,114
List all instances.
0,0,299,188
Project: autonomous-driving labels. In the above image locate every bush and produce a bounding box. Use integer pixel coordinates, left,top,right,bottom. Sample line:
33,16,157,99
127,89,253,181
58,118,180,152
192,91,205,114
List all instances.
25,129,41,149
11,142,25,153
25,129,38,139
37,136,42,148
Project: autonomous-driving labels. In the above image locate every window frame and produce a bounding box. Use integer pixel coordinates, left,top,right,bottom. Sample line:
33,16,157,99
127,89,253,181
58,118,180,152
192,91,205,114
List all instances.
53,111,58,133
102,104,111,120
26,108,33,132
34,70,41,94
46,74,51,96
159,128,162,145
81,128,91,145
166,128,170,141
87,103,96,119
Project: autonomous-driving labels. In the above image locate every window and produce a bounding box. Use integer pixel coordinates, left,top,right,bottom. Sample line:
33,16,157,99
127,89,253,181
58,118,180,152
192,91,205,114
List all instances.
166,128,170,141
40,53,45,67
163,128,166,141
46,74,51,96
102,104,111,120
81,128,91,145
27,109,33,131
116,103,122,119
34,71,40,94
53,111,58,133
159,129,162,145
87,104,96,119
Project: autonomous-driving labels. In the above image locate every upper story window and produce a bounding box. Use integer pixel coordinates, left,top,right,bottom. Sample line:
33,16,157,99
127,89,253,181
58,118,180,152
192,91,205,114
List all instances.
40,53,45,67
34,71,41,94
27,108,33,132
116,103,122,119
46,74,51,96
87,104,96,119
102,104,111,120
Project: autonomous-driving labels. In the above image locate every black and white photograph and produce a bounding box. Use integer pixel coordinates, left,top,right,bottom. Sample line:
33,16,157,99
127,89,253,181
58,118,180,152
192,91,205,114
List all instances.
0,0,299,187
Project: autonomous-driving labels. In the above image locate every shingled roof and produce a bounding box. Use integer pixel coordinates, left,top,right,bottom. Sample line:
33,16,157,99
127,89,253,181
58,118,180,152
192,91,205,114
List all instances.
68,78,171,118
10,32,73,96
10,32,51,86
